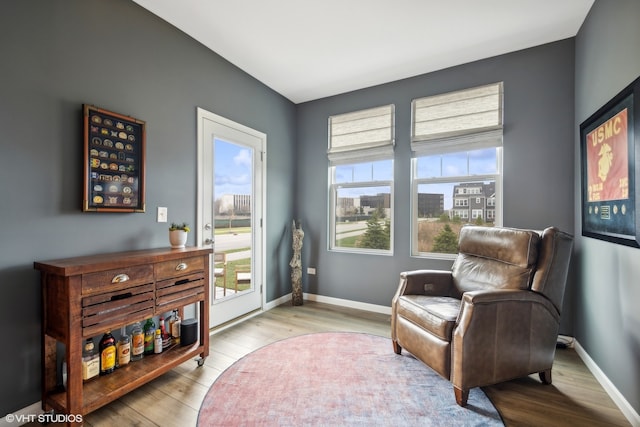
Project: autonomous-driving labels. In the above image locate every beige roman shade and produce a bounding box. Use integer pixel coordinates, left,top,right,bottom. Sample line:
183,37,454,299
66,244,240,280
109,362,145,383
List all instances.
328,104,395,165
411,82,503,155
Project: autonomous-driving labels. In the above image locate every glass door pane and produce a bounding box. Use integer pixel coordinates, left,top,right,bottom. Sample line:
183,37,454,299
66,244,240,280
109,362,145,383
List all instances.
212,138,253,301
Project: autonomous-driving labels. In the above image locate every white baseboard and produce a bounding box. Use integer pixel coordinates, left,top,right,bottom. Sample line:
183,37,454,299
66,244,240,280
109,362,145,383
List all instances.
303,292,391,315
264,293,291,311
573,339,640,427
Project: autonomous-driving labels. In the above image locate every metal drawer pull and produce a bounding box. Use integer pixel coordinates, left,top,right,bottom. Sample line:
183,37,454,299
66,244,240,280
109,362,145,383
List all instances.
111,273,130,283
176,263,188,271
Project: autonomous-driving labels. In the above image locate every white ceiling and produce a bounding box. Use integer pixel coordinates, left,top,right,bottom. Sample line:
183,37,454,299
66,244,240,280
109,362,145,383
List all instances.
133,0,594,104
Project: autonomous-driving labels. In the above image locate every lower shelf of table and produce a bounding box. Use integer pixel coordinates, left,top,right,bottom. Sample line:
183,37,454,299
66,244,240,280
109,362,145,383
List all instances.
45,341,206,415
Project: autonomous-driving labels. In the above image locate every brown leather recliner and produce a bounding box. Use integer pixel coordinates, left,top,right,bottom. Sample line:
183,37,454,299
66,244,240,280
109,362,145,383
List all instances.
391,225,573,406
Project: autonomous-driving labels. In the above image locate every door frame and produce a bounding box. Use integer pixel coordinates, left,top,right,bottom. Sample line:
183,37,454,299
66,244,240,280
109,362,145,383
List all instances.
196,107,266,327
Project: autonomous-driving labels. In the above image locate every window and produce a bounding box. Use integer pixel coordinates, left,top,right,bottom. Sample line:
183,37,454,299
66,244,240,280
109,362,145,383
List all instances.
411,83,503,257
328,105,395,254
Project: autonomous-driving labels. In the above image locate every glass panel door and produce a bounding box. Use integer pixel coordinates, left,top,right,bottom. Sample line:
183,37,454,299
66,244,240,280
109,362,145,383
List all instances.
197,108,264,328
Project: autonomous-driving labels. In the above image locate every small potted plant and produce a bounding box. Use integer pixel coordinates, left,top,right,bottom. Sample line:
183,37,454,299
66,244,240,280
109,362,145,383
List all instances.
169,222,190,248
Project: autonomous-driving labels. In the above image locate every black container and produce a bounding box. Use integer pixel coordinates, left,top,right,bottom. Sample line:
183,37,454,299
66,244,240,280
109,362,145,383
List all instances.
180,318,198,346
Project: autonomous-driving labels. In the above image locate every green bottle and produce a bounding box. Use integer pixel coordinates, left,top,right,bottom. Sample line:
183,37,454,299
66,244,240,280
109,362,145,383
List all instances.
143,318,155,355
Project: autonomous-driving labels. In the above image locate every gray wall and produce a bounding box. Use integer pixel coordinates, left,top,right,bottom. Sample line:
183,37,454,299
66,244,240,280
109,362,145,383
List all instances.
575,0,640,415
296,39,576,321
0,0,296,415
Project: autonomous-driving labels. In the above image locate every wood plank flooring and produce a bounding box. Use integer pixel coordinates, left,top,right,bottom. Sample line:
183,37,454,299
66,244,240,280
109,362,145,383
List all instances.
28,301,630,426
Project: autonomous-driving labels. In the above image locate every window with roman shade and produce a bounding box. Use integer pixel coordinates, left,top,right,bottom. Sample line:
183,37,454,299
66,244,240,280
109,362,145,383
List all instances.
328,104,395,254
410,83,503,258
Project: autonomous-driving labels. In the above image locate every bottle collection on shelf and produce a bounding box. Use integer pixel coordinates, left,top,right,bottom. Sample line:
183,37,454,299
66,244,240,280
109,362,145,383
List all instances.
81,310,181,382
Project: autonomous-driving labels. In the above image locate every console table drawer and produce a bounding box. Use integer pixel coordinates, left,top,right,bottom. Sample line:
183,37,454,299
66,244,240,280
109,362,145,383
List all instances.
156,273,205,309
155,256,204,280
82,264,154,295
82,283,155,337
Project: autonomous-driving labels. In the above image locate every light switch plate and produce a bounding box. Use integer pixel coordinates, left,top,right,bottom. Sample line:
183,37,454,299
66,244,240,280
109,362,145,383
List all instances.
157,207,168,222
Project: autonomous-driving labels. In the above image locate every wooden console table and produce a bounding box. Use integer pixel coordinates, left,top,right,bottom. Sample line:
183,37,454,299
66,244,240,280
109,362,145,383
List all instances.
34,247,212,425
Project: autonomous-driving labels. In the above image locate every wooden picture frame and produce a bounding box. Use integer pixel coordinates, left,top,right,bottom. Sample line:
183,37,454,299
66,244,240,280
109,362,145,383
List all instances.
83,104,146,212
580,76,640,247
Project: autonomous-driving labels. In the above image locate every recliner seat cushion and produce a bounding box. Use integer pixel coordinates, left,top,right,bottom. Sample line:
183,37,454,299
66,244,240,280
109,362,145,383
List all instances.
396,295,460,341
452,226,540,293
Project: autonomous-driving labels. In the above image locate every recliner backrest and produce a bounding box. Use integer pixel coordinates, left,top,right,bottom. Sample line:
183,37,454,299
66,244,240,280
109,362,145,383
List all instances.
451,226,541,295
530,227,574,314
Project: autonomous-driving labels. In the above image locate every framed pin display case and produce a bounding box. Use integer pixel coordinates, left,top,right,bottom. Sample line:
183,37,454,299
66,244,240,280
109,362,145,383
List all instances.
83,104,146,212
580,76,640,247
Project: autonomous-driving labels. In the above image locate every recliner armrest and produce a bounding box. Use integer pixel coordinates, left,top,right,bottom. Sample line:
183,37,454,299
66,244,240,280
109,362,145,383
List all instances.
391,269,456,346
397,270,454,297
458,288,559,320
456,289,560,332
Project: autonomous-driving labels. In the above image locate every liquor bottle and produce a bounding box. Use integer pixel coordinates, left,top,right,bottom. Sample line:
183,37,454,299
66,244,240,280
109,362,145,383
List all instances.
82,338,99,382
117,326,131,367
99,331,116,375
130,321,144,361
159,316,167,339
154,329,163,354
169,310,180,344
168,313,175,345
143,318,155,355
170,310,181,345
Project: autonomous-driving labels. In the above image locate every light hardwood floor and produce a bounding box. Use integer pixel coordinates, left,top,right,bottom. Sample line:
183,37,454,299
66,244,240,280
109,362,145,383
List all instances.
30,301,630,426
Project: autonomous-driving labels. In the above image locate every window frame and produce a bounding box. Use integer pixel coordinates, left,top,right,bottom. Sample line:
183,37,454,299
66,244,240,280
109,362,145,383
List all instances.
328,160,394,255
327,104,395,255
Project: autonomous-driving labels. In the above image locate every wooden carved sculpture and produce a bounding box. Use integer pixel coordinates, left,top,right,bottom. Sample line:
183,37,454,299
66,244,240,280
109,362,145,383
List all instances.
290,219,304,306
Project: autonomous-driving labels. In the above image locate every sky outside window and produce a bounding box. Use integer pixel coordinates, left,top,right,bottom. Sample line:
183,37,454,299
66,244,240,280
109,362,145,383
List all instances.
215,138,252,196
335,159,392,183
416,148,497,178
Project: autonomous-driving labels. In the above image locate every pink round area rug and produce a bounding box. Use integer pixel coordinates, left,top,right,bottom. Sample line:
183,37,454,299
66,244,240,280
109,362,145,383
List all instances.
198,332,503,426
